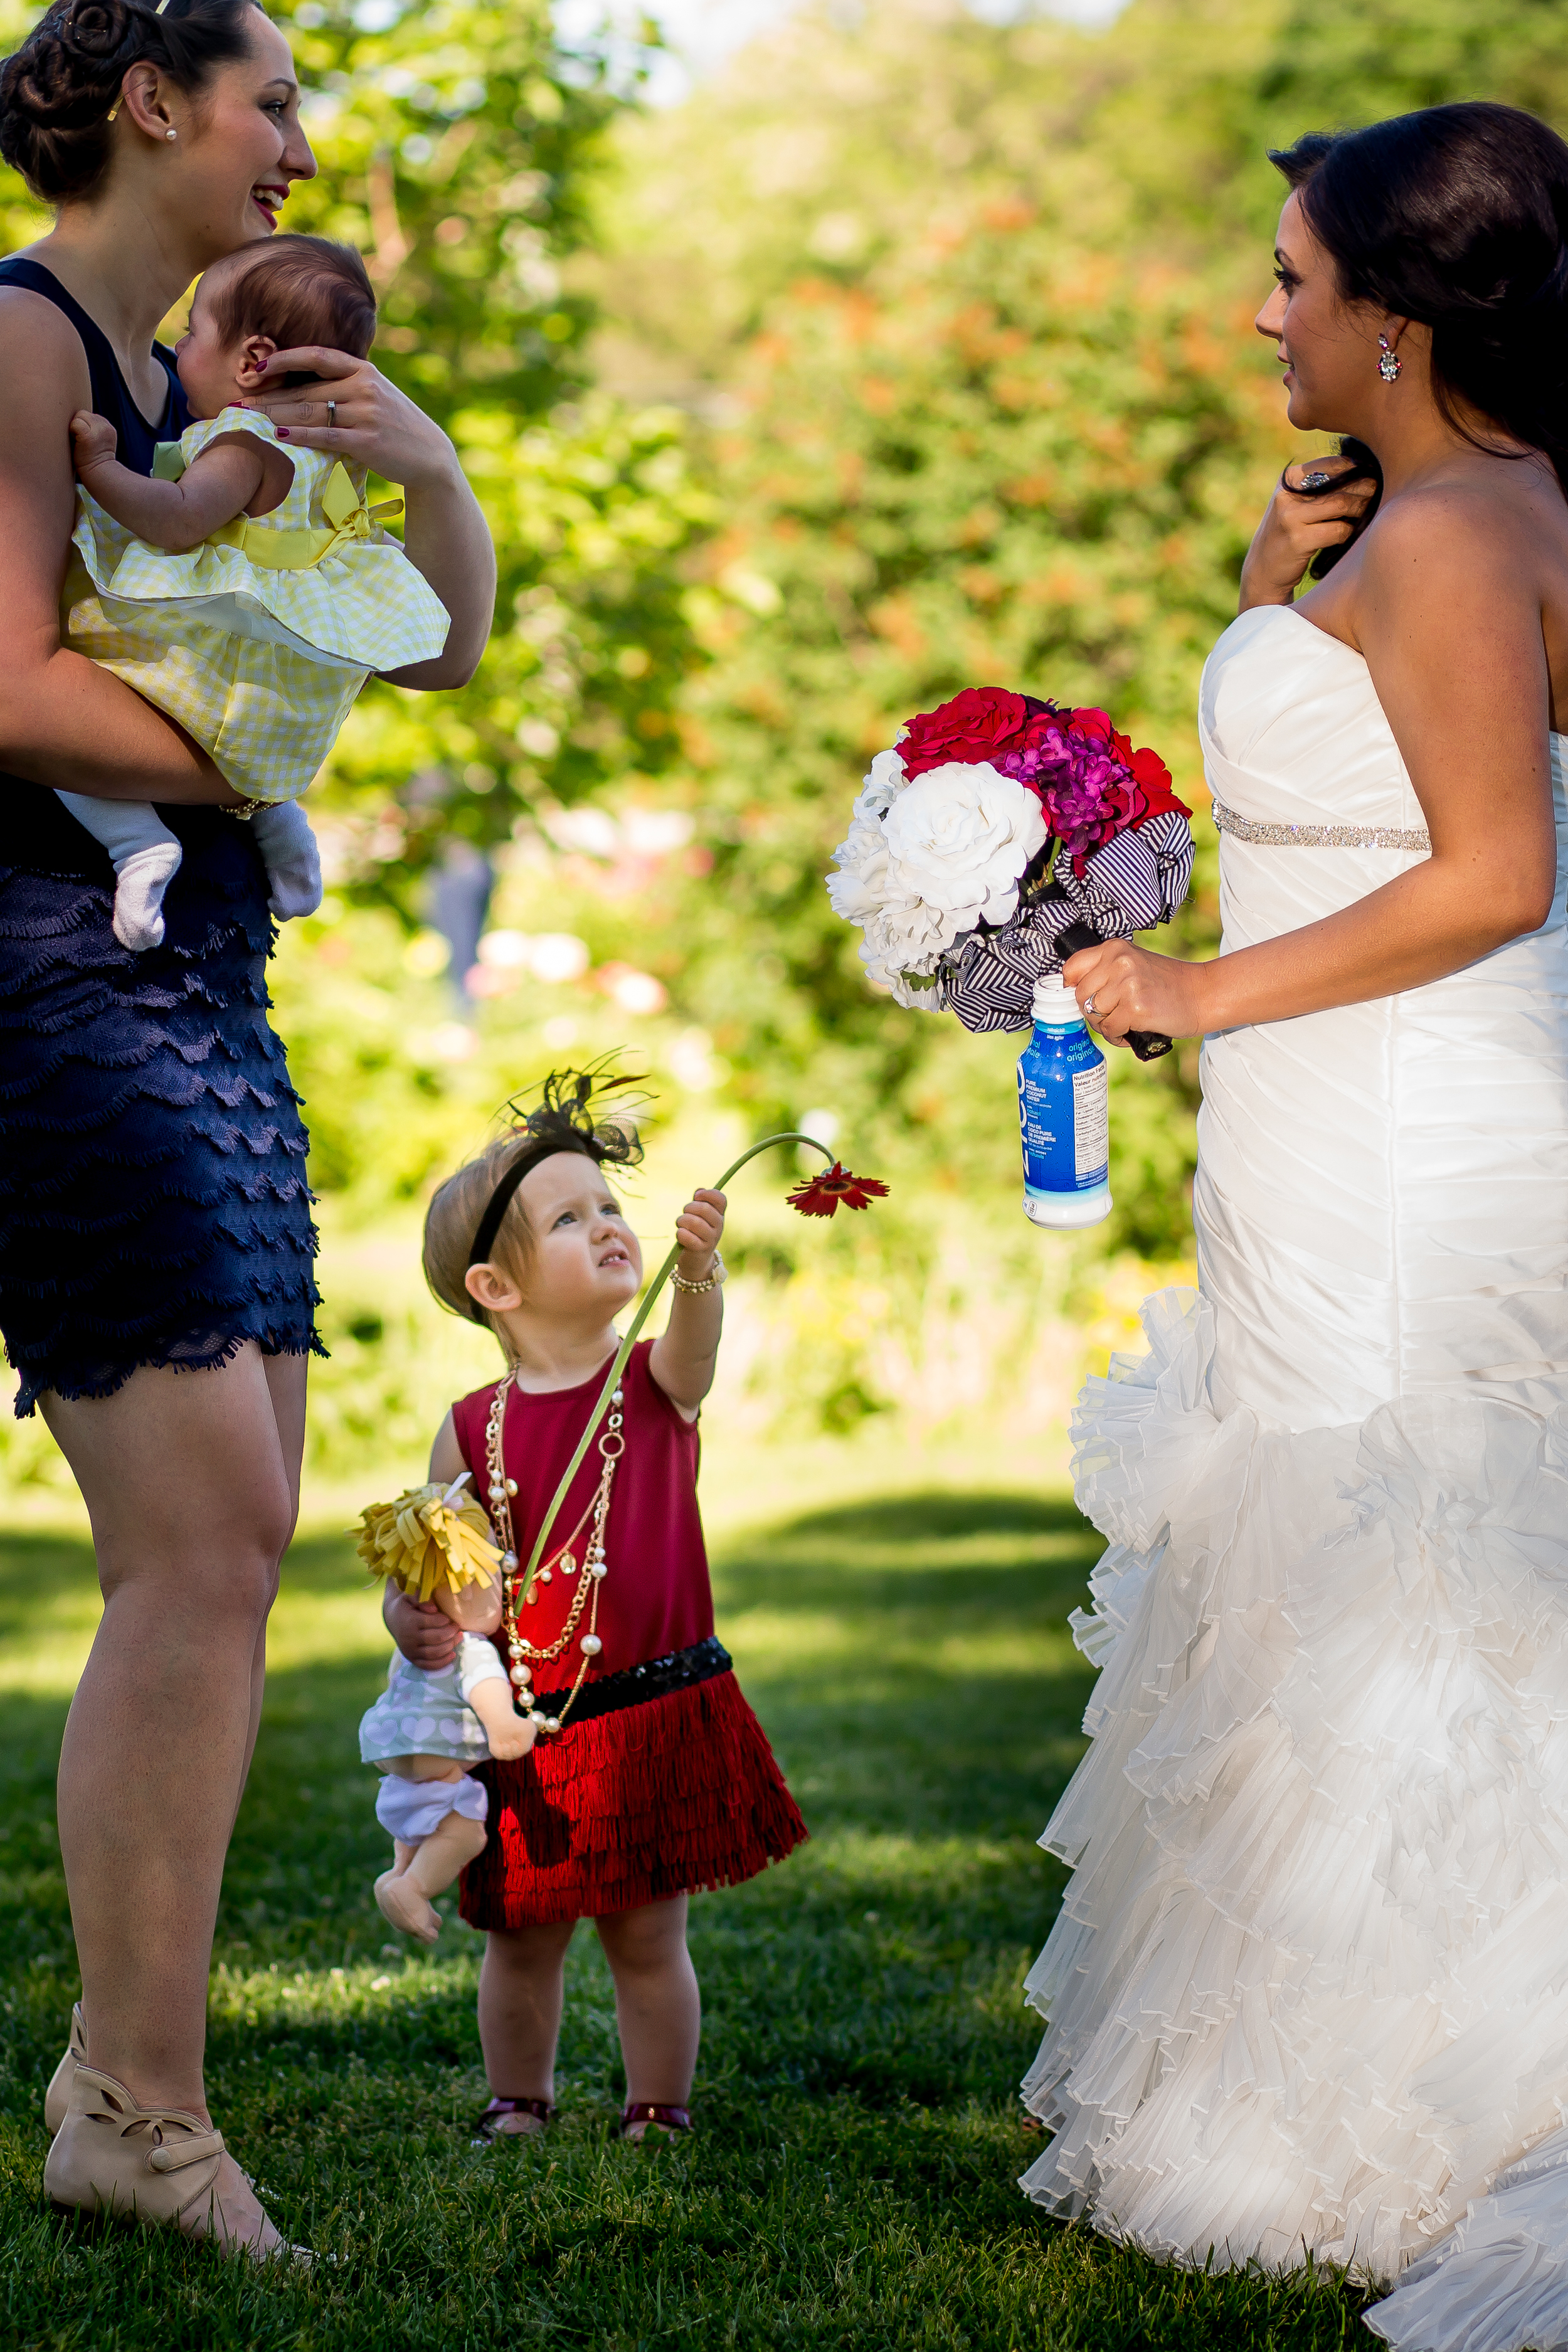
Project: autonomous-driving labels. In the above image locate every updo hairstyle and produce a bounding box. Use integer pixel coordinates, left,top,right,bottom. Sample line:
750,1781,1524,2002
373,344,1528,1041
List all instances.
0,0,262,206
1270,103,1568,569
423,1069,645,1331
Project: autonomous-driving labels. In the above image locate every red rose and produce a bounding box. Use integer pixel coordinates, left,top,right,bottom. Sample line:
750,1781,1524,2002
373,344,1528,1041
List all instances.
1128,744,1190,822
899,687,1029,778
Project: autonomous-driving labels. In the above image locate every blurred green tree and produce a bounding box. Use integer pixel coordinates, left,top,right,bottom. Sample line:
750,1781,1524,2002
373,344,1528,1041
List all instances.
255,0,711,888
1260,0,1568,126
647,208,1293,1255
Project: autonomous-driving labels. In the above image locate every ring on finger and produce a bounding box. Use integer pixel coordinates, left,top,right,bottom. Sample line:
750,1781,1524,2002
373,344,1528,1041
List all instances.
1084,995,1097,1016
326,398,336,428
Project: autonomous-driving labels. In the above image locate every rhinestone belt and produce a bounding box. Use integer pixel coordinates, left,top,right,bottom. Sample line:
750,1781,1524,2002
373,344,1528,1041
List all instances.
1211,796,1431,852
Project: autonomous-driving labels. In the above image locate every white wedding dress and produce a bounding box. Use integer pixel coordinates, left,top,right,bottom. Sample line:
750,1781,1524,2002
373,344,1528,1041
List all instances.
1020,602,1568,2351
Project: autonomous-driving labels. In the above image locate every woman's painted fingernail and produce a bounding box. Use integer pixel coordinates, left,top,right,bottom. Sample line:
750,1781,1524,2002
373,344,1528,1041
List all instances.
276,427,290,440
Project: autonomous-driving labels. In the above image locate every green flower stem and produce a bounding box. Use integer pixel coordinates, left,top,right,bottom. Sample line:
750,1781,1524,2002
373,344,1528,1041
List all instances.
515,1133,836,1600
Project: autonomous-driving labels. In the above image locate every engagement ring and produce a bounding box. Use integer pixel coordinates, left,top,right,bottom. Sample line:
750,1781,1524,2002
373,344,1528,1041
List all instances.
326,399,336,428
1084,996,1097,1015
1296,468,1332,489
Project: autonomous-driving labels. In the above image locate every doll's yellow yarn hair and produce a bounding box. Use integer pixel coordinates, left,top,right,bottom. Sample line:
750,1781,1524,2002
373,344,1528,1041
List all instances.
354,1477,501,1604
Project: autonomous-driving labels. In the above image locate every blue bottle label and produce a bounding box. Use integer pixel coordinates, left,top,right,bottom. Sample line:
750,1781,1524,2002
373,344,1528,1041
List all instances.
1018,1025,1110,1194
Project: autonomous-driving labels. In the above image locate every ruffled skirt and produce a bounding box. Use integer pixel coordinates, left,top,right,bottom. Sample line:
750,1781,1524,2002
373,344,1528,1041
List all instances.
1022,1288,1568,2347
459,1668,807,1928
0,790,321,1414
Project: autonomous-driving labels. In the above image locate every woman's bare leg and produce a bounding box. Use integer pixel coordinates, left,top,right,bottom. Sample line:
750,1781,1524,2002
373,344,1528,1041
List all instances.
230,1352,307,1803
41,1342,301,2246
478,1919,578,2125
595,1895,700,2118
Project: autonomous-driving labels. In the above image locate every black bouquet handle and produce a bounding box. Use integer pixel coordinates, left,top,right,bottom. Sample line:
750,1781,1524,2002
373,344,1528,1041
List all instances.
1056,921,1173,1062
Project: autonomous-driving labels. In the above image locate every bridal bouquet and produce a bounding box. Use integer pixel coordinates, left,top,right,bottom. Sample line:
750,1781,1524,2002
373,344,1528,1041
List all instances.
827,688,1194,1036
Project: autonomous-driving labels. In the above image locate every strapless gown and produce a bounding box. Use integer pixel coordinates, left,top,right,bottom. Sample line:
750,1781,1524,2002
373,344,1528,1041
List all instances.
1020,603,1568,2351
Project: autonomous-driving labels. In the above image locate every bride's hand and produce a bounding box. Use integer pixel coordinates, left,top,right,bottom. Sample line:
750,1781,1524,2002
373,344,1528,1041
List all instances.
1062,938,1209,1046
238,346,460,490
1239,456,1376,612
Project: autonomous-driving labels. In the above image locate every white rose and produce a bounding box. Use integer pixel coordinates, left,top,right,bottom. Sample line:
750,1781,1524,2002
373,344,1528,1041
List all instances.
881,761,1046,928
825,803,899,925
858,891,957,990
861,746,908,813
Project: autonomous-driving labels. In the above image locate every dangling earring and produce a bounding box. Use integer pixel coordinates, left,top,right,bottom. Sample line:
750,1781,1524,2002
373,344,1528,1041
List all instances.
1378,332,1402,383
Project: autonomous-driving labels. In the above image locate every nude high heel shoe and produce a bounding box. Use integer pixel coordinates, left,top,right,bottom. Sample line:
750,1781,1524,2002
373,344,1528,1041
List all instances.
43,2003,87,2137
45,2063,225,2235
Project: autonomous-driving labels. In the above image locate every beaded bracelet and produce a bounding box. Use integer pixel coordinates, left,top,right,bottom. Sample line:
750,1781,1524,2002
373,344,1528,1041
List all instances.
218,798,261,822
669,1251,725,1296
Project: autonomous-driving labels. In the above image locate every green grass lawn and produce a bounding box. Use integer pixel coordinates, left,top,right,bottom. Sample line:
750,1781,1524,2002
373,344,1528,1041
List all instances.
0,1489,1374,2349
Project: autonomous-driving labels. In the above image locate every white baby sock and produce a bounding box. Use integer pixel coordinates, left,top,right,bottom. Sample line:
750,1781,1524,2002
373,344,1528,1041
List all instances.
250,800,323,921
54,790,183,951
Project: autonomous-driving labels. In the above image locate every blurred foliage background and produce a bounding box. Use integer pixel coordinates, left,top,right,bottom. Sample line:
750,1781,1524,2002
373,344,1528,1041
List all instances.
1,0,1550,1506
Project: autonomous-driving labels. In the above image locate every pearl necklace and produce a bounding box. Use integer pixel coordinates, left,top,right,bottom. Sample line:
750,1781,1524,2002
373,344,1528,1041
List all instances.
483,1365,625,1735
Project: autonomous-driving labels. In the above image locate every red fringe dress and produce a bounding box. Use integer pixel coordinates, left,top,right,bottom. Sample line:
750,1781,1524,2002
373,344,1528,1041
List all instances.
452,1338,807,1928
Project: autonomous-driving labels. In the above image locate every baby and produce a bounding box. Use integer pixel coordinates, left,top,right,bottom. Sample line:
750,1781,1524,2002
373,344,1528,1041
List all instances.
356,1472,537,1943
60,234,448,950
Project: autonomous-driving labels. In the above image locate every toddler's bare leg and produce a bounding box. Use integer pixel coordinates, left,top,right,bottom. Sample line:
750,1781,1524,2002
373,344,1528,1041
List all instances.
595,1895,699,2131
478,1919,578,2128
375,1809,488,1943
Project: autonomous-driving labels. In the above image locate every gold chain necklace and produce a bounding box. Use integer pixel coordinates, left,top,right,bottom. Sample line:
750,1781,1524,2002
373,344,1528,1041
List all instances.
484,1364,626,1735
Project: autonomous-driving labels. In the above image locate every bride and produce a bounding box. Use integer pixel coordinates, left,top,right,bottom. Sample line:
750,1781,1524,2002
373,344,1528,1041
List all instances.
1035,102,1568,2351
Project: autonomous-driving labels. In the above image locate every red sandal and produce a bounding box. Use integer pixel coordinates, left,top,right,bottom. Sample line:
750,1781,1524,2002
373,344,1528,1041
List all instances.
618,2101,692,2141
472,2095,555,2146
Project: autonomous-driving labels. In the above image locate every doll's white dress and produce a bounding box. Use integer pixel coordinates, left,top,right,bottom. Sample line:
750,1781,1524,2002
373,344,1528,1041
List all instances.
63,405,449,802
1020,605,1568,2352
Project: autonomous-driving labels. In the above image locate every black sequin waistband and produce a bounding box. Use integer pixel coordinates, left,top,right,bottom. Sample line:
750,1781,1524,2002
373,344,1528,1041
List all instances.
531,1635,731,1727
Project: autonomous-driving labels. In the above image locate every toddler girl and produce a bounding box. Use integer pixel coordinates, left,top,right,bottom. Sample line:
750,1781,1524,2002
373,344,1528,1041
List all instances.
383,1071,807,2143
356,1473,539,1941
60,232,448,949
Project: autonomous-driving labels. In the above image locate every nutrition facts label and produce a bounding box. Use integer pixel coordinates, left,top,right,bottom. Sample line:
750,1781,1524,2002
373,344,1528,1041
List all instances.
1072,1064,1110,1180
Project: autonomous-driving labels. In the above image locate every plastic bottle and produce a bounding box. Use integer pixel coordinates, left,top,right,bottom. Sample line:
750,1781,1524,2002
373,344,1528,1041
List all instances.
1017,973,1111,1227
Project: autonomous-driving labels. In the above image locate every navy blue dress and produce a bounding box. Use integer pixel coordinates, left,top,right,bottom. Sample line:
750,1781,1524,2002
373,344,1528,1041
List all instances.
0,258,322,1416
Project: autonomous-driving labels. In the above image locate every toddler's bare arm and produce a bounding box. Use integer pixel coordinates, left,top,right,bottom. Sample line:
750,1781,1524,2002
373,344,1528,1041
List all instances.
71,411,268,552
649,1187,726,1418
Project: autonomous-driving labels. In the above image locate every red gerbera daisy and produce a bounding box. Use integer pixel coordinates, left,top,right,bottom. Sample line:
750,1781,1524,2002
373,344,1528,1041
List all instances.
786,1162,891,1217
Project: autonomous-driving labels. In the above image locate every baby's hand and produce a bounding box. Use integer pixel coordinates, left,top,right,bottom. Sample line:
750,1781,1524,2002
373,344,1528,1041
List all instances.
70,411,118,476
674,1187,726,1279
488,1710,538,1761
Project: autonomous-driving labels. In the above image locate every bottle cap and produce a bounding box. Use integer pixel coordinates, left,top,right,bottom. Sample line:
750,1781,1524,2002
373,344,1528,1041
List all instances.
1032,972,1081,1022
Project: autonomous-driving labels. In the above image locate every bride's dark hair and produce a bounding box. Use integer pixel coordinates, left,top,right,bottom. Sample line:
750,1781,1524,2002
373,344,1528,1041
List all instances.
1270,103,1568,567
0,0,261,204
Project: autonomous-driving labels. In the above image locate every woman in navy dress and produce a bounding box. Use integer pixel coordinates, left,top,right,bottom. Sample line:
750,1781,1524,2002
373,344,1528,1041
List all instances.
0,0,494,2254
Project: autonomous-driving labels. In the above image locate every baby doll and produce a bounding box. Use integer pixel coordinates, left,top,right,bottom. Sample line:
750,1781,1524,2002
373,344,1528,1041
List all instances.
356,1472,537,1943
58,233,449,951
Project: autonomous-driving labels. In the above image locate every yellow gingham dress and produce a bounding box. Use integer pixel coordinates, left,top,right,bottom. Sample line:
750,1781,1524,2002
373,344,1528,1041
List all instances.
63,406,450,803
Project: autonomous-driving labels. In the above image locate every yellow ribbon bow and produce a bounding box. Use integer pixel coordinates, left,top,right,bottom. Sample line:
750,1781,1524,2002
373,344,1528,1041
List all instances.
208,462,403,572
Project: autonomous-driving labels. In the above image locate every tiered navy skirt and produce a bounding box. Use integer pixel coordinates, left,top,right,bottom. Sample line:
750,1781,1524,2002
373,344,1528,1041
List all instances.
0,785,322,1416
